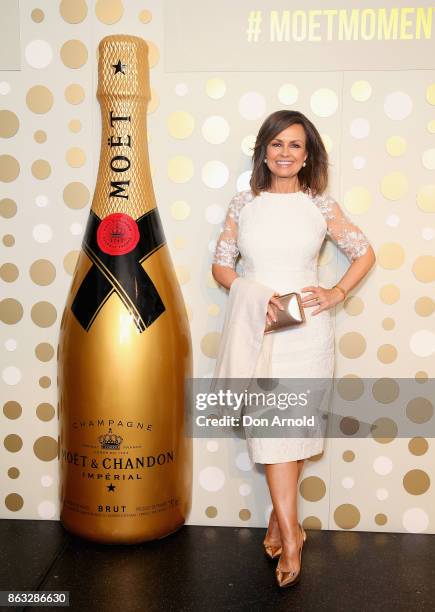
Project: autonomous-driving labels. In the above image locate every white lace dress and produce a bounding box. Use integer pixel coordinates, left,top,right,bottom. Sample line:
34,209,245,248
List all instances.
212,188,371,463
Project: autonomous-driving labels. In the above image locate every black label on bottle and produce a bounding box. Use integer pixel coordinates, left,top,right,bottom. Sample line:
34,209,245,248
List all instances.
71,207,166,332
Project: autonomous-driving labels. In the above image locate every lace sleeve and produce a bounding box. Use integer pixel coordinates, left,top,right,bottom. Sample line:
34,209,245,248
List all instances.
211,191,250,269
313,192,371,261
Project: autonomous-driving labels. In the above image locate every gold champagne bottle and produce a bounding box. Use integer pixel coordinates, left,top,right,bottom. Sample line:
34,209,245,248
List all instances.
58,35,192,544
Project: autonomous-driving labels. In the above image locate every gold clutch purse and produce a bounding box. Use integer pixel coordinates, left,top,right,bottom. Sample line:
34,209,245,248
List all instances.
264,291,306,334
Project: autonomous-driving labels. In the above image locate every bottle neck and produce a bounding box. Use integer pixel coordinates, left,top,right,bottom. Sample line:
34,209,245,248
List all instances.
91,95,155,219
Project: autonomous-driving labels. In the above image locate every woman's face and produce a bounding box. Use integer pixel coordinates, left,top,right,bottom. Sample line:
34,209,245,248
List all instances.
265,123,308,181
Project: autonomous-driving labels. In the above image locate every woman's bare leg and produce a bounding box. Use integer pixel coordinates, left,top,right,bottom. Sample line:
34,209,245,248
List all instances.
264,459,305,571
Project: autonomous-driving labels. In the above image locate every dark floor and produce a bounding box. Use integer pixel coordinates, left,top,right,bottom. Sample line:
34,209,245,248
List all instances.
0,520,434,612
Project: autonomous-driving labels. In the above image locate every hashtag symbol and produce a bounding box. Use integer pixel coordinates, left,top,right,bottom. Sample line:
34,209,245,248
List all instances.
246,10,262,42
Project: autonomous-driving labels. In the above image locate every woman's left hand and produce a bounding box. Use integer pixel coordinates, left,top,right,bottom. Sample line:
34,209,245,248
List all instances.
300,285,345,315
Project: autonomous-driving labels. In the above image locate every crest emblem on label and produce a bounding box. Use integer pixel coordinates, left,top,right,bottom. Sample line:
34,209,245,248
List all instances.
97,212,140,255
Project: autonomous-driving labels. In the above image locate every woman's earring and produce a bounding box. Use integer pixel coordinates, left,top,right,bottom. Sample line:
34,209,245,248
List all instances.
264,158,267,163
302,161,307,167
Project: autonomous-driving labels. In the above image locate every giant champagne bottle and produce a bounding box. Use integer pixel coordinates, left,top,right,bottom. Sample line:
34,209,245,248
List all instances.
58,34,192,544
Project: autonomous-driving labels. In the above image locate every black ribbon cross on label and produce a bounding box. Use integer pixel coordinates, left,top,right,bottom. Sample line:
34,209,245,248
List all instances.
71,208,166,333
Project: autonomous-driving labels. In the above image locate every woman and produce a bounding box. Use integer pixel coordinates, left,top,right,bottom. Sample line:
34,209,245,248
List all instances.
211,110,376,588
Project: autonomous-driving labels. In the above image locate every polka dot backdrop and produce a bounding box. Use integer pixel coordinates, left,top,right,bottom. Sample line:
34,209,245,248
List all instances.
1,1,434,532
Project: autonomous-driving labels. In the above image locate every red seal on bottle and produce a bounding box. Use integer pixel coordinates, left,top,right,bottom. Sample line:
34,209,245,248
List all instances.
97,213,140,256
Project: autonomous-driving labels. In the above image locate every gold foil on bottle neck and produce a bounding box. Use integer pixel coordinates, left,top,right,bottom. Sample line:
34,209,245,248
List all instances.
97,34,150,100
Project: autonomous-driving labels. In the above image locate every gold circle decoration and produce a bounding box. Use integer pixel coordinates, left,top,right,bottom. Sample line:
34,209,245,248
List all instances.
167,111,195,139
31,159,51,180
95,0,124,24
406,397,433,423
33,436,58,461
39,376,51,388
35,343,55,362
415,296,434,317
63,182,90,209
379,283,400,304
403,469,430,495
299,476,326,502
412,256,435,283
340,417,360,436
205,506,217,518
343,186,372,214
168,155,194,183
29,259,56,285
375,514,387,526
386,136,407,157
334,504,360,529
372,377,399,404
60,0,88,23
377,243,405,269
36,403,55,421
3,400,22,419
337,375,364,400
170,200,190,220
30,301,57,327
34,130,47,143
0,110,19,138
63,251,80,275
382,317,395,330
377,344,397,364
4,434,23,452
0,155,20,182
31,8,45,22
200,332,221,358
3,235,15,247
343,295,364,316
60,40,88,69
342,450,355,462
65,84,85,105
5,493,24,512
408,437,428,456
0,263,19,282
138,9,152,23
380,171,408,200
8,467,20,479
371,417,398,443
0,298,23,324
239,509,251,521
66,147,86,168
416,184,435,212
338,332,366,359
0,198,17,218
26,85,54,114
68,119,82,133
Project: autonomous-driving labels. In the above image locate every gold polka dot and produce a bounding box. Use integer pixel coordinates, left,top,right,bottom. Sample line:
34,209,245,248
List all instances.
371,417,397,443
31,8,45,22
0,155,20,182
334,504,360,529
64,250,79,275
33,436,58,461
386,135,406,157
377,243,405,269
375,513,387,526
377,344,397,364
0,110,19,138
206,78,226,99
342,450,355,462
145,40,159,68
205,506,217,518
408,437,428,456
35,343,54,362
380,172,408,200
31,159,51,180
415,371,428,382
302,516,321,530
34,130,47,143
5,493,24,511
340,417,360,436
0,198,17,218
208,304,220,316
0,298,23,324
138,9,152,23
372,378,399,404
66,147,86,167
171,200,190,220
406,397,433,423
403,469,430,495
426,83,435,104
65,84,85,105
168,155,194,182
337,375,364,400
68,119,82,133
0,263,19,282
26,85,54,114
29,259,56,285
60,40,88,69
8,467,20,479
31,301,57,327
36,402,55,421
300,476,326,502
3,400,22,419
167,111,195,139
3,234,15,246
343,295,364,316
382,317,395,330
417,184,435,212
412,256,435,283
63,182,90,209
379,284,400,304
95,0,124,24
148,87,159,113
343,187,372,214
4,434,23,452
60,0,88,23
338,332,366,359
415,296,434,317
201,332,220,358
239,509,251,521
39,376,51,388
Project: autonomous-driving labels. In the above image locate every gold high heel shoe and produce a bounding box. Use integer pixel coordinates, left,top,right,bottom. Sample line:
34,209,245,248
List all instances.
263,509,282,559
275,523,307,588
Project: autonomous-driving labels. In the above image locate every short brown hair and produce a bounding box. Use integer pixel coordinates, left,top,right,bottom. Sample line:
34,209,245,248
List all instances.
249,110,330,197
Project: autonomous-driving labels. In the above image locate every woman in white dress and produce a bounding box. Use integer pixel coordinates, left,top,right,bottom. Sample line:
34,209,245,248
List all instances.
211,110,376,587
